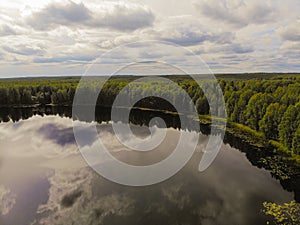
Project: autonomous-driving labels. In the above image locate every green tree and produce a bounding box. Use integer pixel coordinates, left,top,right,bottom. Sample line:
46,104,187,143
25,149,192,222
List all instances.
51,92,58,104
225,92,239,119
8,88,21,105
231,90,253,123
0,88,8,105
292,124,300,154
278,103,300,149
21,89,33,104
263,201,300,225
259,103,286,139
195,96,209,115
245,93,273,130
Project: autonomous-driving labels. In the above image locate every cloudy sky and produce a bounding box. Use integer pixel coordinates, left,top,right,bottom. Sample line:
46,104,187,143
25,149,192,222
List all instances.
0,0,299,77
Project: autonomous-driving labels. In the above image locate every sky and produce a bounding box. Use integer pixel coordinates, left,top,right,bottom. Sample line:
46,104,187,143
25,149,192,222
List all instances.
0,0,299,77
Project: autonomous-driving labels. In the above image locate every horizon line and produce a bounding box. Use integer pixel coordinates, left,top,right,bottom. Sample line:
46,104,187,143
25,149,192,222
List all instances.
1,72,300,79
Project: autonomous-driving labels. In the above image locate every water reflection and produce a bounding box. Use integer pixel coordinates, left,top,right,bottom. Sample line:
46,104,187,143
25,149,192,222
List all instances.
0,107,298,225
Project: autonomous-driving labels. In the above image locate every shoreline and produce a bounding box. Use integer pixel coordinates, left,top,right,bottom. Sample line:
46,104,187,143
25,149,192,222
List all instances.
1,104,299,164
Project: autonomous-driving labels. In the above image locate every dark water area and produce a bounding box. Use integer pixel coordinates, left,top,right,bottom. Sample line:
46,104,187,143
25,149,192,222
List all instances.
0,106,299,225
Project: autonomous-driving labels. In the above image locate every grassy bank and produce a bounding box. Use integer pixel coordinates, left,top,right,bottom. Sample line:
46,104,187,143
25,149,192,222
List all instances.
193,114,300,164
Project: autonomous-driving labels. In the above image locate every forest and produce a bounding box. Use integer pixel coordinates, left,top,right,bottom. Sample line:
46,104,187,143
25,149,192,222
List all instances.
0,73,299,157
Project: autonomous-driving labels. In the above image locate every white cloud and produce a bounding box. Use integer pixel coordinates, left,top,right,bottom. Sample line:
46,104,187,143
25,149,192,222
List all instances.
193,0,277,27
37,167,94,218
143,16,234,46
277,20,300,42
27,1,91,30
0,185,17,216
2,45,44,56
0,0,299,75
26,1,155,31
162,183,190,210
0,24,17,36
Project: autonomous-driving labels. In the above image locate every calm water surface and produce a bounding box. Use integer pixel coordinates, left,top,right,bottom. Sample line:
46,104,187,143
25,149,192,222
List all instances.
0,114,294,225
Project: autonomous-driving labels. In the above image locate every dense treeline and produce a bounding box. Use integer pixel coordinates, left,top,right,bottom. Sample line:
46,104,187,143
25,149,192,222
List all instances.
0,77,79,106
0,74,299,154
220,77,300,155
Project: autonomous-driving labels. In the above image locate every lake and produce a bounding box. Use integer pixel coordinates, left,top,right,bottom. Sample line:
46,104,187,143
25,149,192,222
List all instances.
0,107,296,225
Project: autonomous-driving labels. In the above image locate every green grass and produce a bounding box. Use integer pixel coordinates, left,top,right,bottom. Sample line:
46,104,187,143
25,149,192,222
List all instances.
269,140,300,164
229,122,265,139
195,114,300,164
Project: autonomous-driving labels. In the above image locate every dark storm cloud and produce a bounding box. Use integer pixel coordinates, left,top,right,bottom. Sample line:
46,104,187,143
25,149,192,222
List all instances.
26,1,155,31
